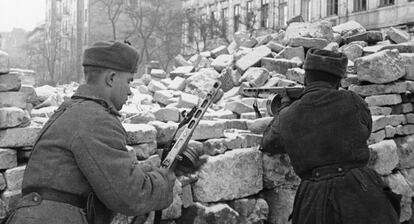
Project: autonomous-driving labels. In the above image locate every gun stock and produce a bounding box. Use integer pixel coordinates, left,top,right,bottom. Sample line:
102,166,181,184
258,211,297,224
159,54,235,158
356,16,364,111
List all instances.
242,87,304,100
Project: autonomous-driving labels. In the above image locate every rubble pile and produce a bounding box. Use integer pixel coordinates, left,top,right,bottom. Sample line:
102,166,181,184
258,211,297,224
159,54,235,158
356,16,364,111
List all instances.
0,19,413,224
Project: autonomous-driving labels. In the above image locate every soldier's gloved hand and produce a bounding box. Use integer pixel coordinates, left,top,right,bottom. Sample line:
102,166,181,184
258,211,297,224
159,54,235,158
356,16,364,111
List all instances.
159,168,176,204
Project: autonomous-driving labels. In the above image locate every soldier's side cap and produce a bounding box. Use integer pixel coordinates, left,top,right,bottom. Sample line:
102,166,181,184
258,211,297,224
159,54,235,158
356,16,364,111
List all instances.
303,48,348,78
82,41,139,73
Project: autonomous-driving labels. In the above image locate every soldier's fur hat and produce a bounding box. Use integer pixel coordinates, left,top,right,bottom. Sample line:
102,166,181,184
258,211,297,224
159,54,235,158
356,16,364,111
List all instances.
303,48,348,78
82,41,139,73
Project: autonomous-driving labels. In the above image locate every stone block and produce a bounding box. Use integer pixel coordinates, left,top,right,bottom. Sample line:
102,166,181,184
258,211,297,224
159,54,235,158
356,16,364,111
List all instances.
227,41,238,54
387,27,411,44
263,153,300,189
344,31,383,45
0,92,27,109
228,198,269,224
286,68,305,84
170,66,194,79
203,110,237,120
288,37,328,49
0,107,30,129
150,69,167,79
332,20,365,36
1,189,21,212
341,74,360,88
154,107,180,123
369,106,392,116
203,135,246,156
396,125,414,136
0,174,5,191
4,165,25,191
407,114,414,124
224,101,254,115
162,180,182,220
180,202,239,224
223,119,248,130
185,120,226,141
0,148,17,170
131,141,157,160
385,125,397,138
383,171,413,196
380,42,414,53
147,80,167,92
246,117,272,134
263,186,296,224
31,106,58,118
266,41,285,53
0,125,41,148
280,46,305,61
367,130,385,145
355,50,405,84
0,74,21,92
211,45,229,59
261,57,299,75
349,82,406,97
401,53,414,81
0,51,9,74
401,93,414,103
177,92,199,108
181,184,193,208
395,135,414,169
340,43,363,61
185,69,220,98
234,31,257,48
211,55,233,73
285,21,333,41
174,54,192,67
235,46,271,72
123,124,157,145
372,115,405,132
239,67,269,87
365,94,402,107
168,77,186,91
255,34,273,46
368,140,398,175
149,121,178,147
192,148,263,202
153,90,176,106
391,103,414,114
323,42,339,51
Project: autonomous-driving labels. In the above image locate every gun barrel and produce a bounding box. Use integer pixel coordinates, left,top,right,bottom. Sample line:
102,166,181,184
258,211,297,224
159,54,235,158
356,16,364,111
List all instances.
242,87,304,100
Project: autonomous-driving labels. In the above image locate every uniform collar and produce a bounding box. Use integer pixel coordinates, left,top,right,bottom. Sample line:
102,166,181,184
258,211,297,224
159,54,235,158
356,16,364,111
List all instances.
301,81,337,97
72,84,121,117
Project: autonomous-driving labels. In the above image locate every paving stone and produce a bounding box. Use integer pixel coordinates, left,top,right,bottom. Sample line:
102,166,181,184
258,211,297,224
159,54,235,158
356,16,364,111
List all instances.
192,148,263,202
285,21,333,41
0,148,17,170
149,121,178,147
153,107,180,123
288,37,328,49
239,67,269,87
263,186,296,224
365,94,402,107
235,46,271,73
261,57,299,75
332,20,366,36
383,171,413,196
0,125,41,148
401,53,414,81
0,107,30,129
177,92,199,108
153,90,176,106
4,165,25,191
266,41,285,53
179,202,239,224
355,50,405,84
367,130,385,145
369,106,392,116
224,101,254,115
380,42,414,53
395,135,414,169
387,27,411,44
170,66,194,79
211,54,233,73
228,198,269,224
368,140,398,175
222,119,248,130
0,92,27,109
0,51,9,74
123,124,157,145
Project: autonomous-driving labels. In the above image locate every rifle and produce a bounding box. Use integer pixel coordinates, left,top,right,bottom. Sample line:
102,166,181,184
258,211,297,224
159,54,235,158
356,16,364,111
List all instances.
153,81,222,224
242,87,304,117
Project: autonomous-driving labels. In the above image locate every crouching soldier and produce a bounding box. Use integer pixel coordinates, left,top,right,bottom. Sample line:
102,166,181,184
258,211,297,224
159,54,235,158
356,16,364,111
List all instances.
6,41,176,224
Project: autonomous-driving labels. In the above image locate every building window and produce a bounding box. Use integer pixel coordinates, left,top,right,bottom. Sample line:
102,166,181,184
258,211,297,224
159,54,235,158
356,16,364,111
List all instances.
234,4,240,32
353,0,366,11
261,0,269,28
302,0,311,21
279,0,288,27
327,0,338,16
221,7,228,34
246,1,254,29
379,0,394,6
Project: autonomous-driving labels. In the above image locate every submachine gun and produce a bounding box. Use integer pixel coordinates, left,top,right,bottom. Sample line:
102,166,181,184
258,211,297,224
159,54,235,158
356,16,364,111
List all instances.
242,86,304,117
152,81,222,224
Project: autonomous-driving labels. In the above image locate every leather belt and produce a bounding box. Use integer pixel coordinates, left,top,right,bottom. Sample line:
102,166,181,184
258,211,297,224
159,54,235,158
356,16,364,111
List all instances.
22,187,87,209
301,162,367,181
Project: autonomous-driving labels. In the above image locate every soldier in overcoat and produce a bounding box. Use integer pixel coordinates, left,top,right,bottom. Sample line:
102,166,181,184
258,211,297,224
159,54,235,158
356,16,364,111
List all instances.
261,49,400,224
6,41,176,224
